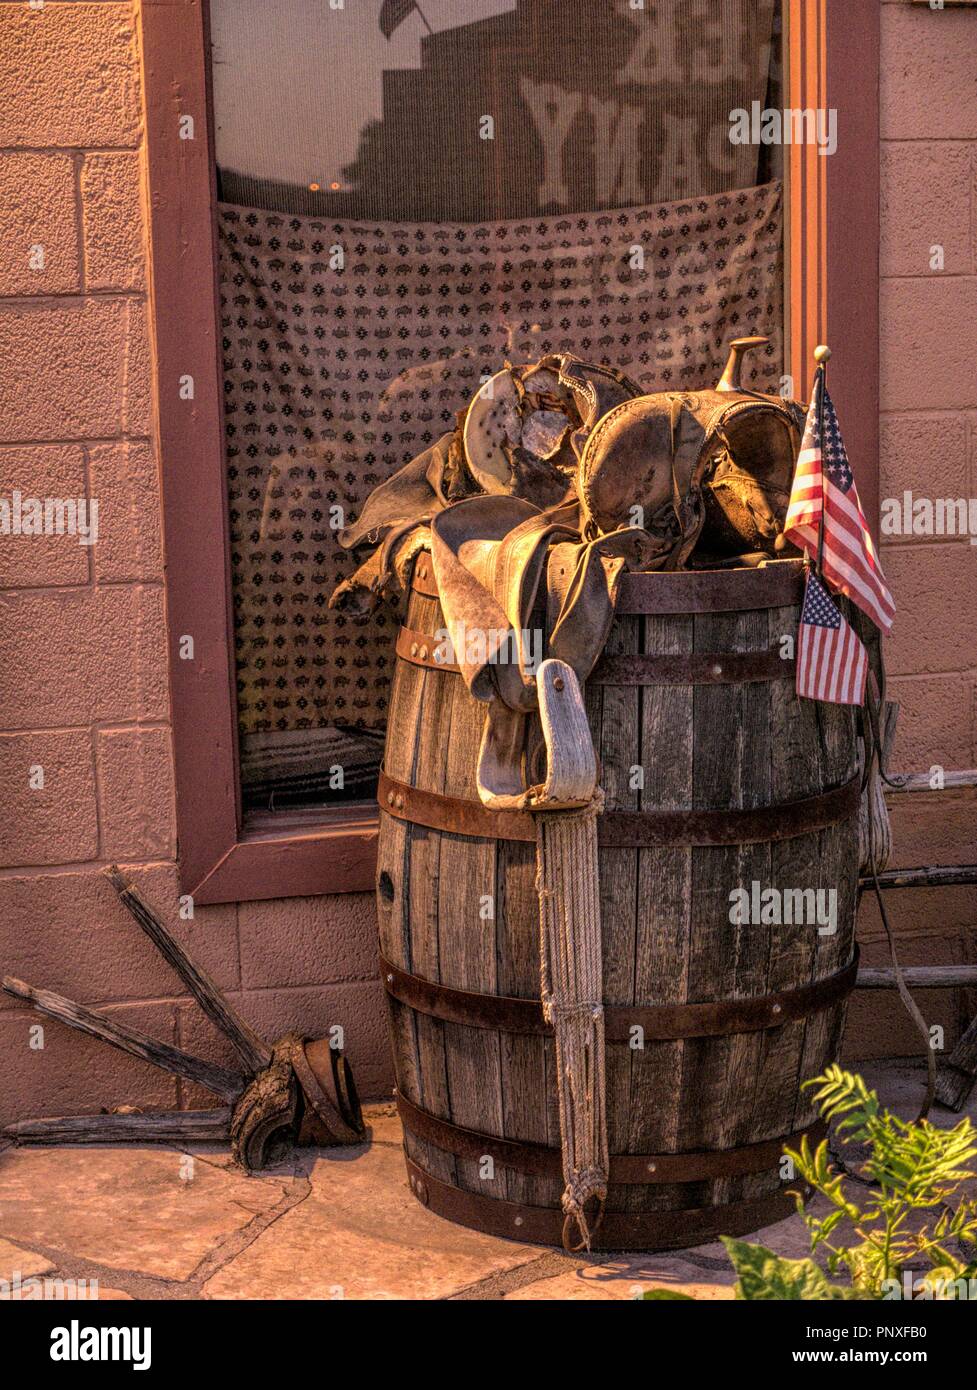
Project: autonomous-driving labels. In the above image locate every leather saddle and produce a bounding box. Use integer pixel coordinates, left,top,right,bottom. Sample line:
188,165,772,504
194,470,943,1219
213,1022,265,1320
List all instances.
331,337,803,618
330,336,804,813
579,336,805,562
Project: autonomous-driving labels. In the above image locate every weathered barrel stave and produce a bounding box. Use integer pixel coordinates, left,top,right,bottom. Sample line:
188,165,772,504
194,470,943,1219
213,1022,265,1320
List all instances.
377,587,556,1208
587,600,857,1217
377,562,859,1246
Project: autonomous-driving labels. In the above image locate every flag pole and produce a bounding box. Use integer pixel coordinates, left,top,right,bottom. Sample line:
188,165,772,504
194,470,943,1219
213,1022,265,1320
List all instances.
813,343,831,577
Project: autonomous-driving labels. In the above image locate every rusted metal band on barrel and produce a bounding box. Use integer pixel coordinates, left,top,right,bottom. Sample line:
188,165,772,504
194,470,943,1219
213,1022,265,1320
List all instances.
396,630,794,685
377,770,861,847
617,561,805,614
410,555,805,614
396,1090,826,1184
403,1158,811,1251
380,948,858,1040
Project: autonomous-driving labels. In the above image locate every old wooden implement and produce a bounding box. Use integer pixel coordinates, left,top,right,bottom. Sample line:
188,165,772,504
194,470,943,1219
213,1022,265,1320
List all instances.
2,866,365,1168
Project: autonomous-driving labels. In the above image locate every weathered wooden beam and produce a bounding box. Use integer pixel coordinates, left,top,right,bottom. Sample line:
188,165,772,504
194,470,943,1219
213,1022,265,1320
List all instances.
1,977,246,1103
3,1109,232,1146
855,962,977,1111
856,965,977,991
885,770,977,794
860,864,977,891
934,1018,977,1113
104,865,272,1074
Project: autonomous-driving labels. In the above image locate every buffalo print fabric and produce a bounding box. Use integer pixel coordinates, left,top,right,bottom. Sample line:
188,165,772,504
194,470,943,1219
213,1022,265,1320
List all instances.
219,180,783,735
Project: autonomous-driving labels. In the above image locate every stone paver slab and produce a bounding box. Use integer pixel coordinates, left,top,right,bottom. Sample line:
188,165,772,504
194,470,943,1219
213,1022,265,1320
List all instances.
0,1061,963,1300
0,1146,290,1280
0,1234,55,1282
204,1140,543,1300
508,1255,736,1301
680,1204,822,1265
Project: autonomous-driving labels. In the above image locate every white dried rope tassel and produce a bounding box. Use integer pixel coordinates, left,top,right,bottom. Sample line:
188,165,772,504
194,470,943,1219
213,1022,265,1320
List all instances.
535,794,608,1252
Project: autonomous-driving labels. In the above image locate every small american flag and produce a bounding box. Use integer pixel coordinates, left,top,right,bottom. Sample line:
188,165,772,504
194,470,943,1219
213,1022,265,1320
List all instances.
796,570,868,706
784,374,895,635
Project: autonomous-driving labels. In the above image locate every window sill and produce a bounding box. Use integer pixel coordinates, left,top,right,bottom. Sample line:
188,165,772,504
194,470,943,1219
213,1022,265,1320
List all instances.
191,802,379,905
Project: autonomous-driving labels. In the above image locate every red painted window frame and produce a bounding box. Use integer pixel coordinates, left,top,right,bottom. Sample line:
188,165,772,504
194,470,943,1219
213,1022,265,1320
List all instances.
139,0,878,905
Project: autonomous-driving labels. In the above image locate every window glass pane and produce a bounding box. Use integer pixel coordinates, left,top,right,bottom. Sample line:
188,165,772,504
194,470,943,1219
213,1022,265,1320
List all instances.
211,0,784,814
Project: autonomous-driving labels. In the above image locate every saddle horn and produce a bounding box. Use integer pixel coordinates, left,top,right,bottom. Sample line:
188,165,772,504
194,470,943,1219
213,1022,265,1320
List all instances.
717,336,770,392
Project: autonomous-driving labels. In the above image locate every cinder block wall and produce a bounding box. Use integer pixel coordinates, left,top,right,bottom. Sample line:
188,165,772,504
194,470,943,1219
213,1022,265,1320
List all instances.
0,2,388,1127
0,1,973,1124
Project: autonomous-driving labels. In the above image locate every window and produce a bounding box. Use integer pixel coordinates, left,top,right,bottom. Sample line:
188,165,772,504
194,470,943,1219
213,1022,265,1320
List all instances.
140,0,879,903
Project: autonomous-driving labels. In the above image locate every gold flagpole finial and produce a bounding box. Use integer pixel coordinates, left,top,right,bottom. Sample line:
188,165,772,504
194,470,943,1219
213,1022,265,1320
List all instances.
813,344,832,366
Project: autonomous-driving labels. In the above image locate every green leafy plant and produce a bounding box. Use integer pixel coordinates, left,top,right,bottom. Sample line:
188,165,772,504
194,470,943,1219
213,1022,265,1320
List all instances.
639,1066,977,1301
722,1066,977,1300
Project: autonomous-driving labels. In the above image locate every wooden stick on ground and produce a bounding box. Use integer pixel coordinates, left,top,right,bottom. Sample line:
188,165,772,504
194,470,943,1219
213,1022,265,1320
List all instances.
104,865,273,1074
3,873,363,1166
856,965,977,990
859,865,977,891
4,1110,232,1146
884,770,977,794
1,977,246,1103
935,1018,977,1113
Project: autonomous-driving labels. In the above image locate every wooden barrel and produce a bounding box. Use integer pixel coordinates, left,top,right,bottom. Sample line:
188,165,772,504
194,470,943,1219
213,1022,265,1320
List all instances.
376,554,859,1251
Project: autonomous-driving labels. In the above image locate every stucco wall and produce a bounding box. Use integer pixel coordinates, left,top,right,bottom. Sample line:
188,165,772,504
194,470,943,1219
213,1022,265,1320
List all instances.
0,1,974,1126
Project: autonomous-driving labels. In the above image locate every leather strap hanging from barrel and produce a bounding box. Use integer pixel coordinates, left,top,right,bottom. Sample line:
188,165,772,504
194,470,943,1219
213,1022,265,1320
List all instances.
429,506,623,1252
532,662,608,1252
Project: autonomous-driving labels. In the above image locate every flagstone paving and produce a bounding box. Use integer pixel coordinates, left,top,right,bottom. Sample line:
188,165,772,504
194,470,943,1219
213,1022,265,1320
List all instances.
0,1059,971,1300
0,1144,292,1281
504,1257,737,1301
203,1129,546,1301
0,1234,55,1283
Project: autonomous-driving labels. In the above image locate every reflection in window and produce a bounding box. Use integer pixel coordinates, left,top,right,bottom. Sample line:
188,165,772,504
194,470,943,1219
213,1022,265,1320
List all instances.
210,0,784,812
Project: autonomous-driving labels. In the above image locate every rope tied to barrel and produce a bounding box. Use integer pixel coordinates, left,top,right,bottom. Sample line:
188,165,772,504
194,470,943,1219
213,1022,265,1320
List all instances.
535,792,609,1252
